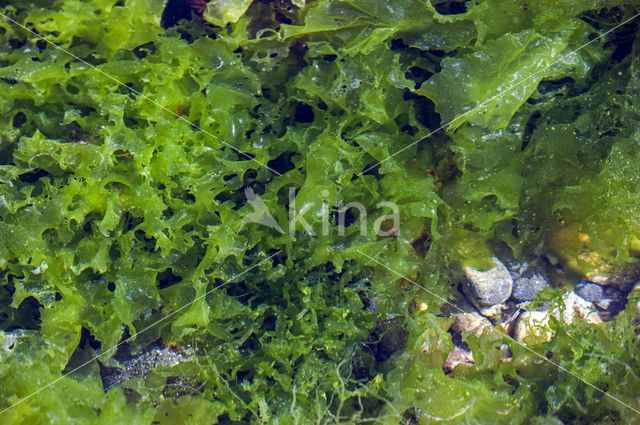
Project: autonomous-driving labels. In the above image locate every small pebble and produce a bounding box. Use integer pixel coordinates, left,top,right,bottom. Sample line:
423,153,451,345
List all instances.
575,281,603,302
443,346,474,373
464,257,513,306
513,310,553,343
511,274,549,302
499,343,513,362
450,311,491,337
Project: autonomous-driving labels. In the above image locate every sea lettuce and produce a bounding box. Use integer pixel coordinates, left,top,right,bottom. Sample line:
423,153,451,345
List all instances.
1,0,640,424
419,29,572,130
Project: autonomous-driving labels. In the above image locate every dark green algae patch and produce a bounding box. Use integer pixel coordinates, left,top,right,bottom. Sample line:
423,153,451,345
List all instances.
2,0,640,423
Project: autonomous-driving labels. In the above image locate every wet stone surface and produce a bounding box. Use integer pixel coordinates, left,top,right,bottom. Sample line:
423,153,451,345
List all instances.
445,253,639,376
575,281,604,302
464,257,513,306
506,258,551,302
511,274,549,302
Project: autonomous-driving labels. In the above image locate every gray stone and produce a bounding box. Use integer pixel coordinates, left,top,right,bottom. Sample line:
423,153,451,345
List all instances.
464,257,513,306
575,281,603,302
511,274,549,302
587,262,640,290
450,311,491,336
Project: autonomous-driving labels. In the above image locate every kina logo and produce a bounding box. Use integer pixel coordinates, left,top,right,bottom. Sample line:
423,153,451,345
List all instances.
239,187,284,234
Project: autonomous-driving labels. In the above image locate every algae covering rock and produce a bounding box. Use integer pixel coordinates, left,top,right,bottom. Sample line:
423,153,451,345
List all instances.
1,0,640,424
513,310,553,344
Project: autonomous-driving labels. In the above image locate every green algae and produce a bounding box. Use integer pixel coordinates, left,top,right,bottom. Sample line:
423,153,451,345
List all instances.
1,0,640,424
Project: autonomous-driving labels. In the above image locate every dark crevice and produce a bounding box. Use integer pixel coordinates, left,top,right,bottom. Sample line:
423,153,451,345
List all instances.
63,327,103,375
409,93,441,131
157,268,183,290
18,168,49,183
267,151,297,175
522,111,541,151
4,296,44,331
433,1,467,15
294,102,314,123
12,111,27,128
161,0,197,28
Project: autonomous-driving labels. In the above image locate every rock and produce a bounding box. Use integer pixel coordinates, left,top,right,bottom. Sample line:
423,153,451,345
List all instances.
443,346,474,373
546,223,608,279
497,305,523,335
513,311,553,343
595,298,626,312
587,263,640,290
504,257,551,302
544,252,560,266
546,223,640,290
464,257,513,306
477,303,505,321
511,274,549,302
450,311,491,337
594,286,629,320
552,291,602,325
575,281,603,302
499,343,513,362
